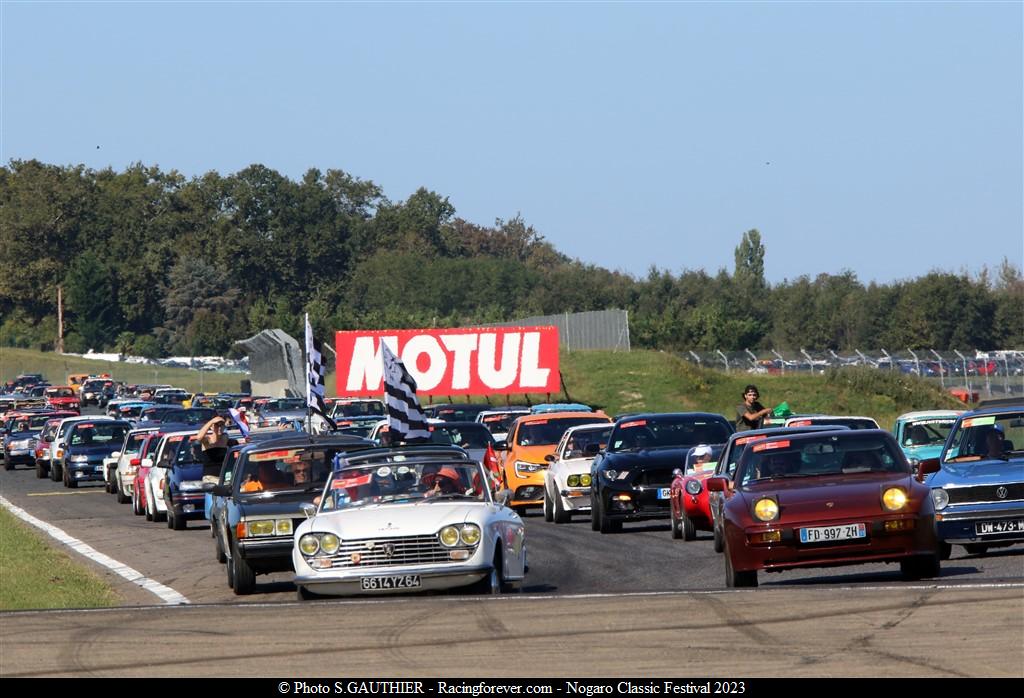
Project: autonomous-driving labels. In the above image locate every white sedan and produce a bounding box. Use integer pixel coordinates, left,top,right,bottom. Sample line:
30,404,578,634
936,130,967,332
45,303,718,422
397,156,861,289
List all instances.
542,423,613,523
293,446,526,598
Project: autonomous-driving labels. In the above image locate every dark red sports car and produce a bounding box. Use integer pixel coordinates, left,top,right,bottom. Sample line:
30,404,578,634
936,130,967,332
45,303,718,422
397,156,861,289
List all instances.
708,430,940,587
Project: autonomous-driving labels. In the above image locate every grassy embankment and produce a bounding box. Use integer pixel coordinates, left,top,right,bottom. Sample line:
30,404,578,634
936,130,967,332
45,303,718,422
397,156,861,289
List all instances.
0,506,118,610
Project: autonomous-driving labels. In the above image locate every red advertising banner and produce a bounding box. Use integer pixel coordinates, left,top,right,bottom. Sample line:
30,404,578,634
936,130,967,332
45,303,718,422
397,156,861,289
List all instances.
335,327,560,397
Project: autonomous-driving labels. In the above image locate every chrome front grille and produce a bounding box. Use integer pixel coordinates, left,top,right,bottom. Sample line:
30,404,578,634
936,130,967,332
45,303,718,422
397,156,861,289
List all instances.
327,534,461,569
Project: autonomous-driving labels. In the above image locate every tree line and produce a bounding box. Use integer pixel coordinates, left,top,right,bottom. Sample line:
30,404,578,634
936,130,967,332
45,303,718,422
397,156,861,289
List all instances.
1,160,1021,357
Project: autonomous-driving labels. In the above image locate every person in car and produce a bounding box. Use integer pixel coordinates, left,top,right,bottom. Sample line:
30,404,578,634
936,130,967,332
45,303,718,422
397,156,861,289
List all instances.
197,416,228,466
983,428,1007,460
423,466,462,497
736,385,771,432
241,462,287,492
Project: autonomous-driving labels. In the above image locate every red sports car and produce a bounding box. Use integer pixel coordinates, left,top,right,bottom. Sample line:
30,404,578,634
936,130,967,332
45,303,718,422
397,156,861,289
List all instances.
44,386,80,413
669,444,723,541
708,430,940,587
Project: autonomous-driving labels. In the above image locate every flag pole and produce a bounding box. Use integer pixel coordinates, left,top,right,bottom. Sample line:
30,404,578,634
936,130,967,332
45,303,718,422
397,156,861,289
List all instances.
305,313,312,436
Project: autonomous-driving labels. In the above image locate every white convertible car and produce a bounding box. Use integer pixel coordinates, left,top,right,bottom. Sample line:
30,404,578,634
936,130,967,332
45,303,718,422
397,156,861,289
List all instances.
542,423,613,523
293,445,526,598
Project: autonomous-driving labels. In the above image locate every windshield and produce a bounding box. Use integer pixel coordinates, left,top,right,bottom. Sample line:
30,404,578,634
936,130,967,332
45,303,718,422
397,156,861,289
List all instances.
69,422,128,446
46,388,74,398
942,412,1024,463
560,426,612,459
320,460,488,512
902,419,956,448
119,404,150,418
516,416,610,447
432,406,489,422
333,400,385,418
428,424,494,449
264,398,305,412
738,434,907,487
235,447,334,495
609,416,731,452
789,417,878,430
479,412,528,435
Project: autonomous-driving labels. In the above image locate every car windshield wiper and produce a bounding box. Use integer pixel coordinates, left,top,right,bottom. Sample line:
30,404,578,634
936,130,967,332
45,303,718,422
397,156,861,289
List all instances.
423,493,479,502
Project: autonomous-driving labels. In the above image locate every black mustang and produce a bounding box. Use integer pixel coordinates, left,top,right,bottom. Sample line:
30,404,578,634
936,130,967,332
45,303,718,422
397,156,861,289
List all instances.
590,412,733,533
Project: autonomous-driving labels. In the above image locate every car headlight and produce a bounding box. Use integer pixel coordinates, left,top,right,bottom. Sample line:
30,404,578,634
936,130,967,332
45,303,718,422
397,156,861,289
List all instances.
460,524,481,546
908,457,921,467
882,487,908,511
69,455,89,463
567,474,580,487
246,520,275,536
931,488,949,511
439,525,461,547
180,480,204,491
11,439,32,449
602,469,630,482
298,534,320,556
275,519,292,535
319,533,340,554
579,473,592,487
514,460,544,476
753,497,779,522
685,479,702,496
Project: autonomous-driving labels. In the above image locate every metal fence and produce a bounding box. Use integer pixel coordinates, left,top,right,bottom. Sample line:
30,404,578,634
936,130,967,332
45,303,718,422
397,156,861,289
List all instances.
485,309,631,352
234,329,304,398
679,349,1024,398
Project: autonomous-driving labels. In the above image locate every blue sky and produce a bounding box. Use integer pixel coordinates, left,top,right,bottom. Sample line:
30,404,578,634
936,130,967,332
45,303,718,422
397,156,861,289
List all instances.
2,1,1021,284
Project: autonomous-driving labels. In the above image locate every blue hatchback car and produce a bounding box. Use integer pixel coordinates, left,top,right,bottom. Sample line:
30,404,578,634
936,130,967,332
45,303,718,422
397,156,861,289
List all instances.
62,420,131,488
921,405,1024,558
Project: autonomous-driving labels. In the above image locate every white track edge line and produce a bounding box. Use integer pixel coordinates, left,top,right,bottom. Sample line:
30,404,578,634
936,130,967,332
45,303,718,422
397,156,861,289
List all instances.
0,495,189,606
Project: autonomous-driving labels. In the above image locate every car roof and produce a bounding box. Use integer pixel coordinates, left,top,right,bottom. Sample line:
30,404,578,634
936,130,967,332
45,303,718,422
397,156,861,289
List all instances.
755,429,893,446
335,444,473,469
518,411,609,423
896,410,964,421
615,412,729,422
727,424,849,442
959,404,1024,418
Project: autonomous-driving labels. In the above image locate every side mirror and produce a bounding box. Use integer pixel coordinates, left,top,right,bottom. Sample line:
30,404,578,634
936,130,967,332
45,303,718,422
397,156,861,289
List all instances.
706,477,728,492
201,481,216,492
211,484,230,497
544,453,556,463
141,457,153,469
916,458,940,482
672,468,684,479
493,441,508,452
496,489,512,507
111,451,121,459
301,503,317,518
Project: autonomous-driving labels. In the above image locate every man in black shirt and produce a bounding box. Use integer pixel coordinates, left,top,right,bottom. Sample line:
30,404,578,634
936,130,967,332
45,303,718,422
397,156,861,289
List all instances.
736,384,771,432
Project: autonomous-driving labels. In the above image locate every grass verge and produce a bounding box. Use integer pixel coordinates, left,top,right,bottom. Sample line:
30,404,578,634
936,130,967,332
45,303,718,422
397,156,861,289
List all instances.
0,505,118,610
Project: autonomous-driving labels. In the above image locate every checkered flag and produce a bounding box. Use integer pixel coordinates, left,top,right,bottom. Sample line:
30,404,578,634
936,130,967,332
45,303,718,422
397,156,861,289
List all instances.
381,341,430,442
305,314,335,430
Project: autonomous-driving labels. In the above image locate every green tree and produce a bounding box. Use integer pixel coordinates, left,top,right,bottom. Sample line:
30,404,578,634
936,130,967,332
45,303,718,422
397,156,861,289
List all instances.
64,250,120,350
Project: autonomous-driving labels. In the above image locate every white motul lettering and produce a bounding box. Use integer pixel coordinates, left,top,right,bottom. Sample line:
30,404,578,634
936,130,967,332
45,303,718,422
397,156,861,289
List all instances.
402,335,447,391
441,334,479,391
519,332,550,387
478,332,520,389
347,336,387,392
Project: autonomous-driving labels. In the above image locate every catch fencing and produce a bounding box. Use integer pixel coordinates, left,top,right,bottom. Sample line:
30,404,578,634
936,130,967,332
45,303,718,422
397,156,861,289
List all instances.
484,309,630,352
234,329,304,398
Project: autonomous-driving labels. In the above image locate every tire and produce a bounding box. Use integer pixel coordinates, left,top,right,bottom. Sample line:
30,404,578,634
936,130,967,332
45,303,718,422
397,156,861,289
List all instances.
552,490,571,524
149,487,165,523
50,462,61,482
724,542,758,588
671,511,683,540
937,542,952,560
713,523,724,554
590,496,601,531
4,460,12,471
964,544,989,556
543,489,554,522
682,512,696,541
471,548,505,595
598,503,621,534
226,546,236,588
513,505,528,517
296,585,321,601
132,489,143,516
65,470,78,489
115,476,130,504
36,462,47,479
230,539,256,595
214,529,227,564
900,553,941,580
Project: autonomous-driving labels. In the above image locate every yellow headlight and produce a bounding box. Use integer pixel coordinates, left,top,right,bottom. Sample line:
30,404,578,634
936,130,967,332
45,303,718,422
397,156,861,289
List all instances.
439,526,460,547
247,520,275,536
460,525,481,546
298,534,320,556
753,498,779,522
883,488,908,511
579,474,592,487
320,533,340,554
275,519,292,535
566,475,580,487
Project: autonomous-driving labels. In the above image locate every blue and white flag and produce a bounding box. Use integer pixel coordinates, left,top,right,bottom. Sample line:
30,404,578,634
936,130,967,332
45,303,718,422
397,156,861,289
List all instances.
227,407,250,438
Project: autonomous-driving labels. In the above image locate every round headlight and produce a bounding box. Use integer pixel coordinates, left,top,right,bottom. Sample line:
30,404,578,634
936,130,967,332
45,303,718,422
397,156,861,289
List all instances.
685,479,703,496
931,488,949,511
579,473,592,487
439,526,460,547
320,533,340,554
604,470,618,481
298,534,320,556
460,525,481,546
566,474,580,487
882,487,908,511
753,497,779,522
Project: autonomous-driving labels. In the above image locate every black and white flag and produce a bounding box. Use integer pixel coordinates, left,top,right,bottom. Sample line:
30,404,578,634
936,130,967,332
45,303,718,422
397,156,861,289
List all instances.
305,314,335,431
381,341,431,442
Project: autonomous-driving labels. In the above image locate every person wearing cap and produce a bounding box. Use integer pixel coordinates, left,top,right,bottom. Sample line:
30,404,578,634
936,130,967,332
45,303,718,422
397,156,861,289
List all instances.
736,384,771,432
692,444,712,468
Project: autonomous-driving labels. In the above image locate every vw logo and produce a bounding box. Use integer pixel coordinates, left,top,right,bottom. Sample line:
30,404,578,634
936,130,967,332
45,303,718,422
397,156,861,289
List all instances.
383,543,395,558
825,502,834,508
996,486,1008,500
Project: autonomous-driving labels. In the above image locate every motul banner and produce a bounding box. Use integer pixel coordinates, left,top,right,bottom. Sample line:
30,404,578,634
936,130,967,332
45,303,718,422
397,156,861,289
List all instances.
335,327,560,396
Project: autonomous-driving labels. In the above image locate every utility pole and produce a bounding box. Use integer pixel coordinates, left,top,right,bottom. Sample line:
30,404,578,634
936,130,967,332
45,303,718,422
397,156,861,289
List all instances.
56,285,64,353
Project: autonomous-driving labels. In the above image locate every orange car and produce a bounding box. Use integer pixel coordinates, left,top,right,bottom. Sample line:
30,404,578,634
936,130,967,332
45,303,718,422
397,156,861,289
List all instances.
498,411,611,512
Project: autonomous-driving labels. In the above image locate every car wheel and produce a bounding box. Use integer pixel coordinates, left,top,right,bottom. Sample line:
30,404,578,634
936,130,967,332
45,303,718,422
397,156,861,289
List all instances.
226,546,235,588
35,462,47,479
145,488,155,521
513,505,528,517
590,496,601,531
65,471,78,489
682,512,696,542
543,489,554,523
937,542,952,560
132,489,143,516
3,459,12,471
713,523,724,554
552,491,571,524
598,504,621,534
214,529,227,564
671,511,683,540
963,544,989,556
296,585,322,601
724,542,758,588
900,553,941,580
115,476,130,504
50,462,61,482
230,539,256,595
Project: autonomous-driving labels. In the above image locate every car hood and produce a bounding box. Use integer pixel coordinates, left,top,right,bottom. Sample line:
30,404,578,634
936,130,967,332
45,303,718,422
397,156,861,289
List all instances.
509,444,557,464
740,473,914,518
237,489,323,514
932,458,1024,487
67,444,120,457
307,502,486,538
599,448,691,469
6,430,41,441
551,457,596,477
901,445,944,461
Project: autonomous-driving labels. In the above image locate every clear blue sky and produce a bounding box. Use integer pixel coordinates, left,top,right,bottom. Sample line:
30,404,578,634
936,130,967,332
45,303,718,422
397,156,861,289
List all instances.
2,1,1021,284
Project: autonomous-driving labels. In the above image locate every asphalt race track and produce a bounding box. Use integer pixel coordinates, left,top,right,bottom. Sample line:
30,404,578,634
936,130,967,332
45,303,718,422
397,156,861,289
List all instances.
1,417,1022,677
